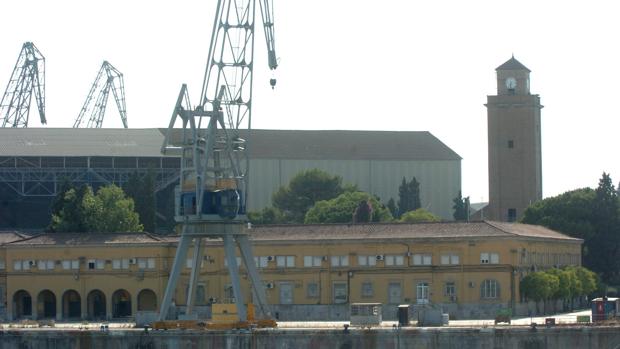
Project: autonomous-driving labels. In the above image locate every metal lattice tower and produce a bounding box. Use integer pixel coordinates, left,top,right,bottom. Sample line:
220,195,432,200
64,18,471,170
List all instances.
158,0,278,322
73,61,127,128
0,42,46,128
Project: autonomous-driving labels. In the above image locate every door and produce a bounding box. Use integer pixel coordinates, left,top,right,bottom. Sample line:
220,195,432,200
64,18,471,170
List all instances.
416,282,429,304
333,283,347,304
279,282,294,305
388,282,402,304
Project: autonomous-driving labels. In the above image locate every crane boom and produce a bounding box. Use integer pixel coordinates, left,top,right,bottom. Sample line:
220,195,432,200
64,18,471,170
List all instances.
158,0,278,324
0,42,46,128
73,61,127,128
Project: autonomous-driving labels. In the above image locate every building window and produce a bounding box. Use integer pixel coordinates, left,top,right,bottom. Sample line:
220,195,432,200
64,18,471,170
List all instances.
276,255,295,268
330,256,349,267
307,282,319,298
303,256,323,267
111,259,130,270
440,254,460,265
37,260,55,271
136,258,156,269
224,257,242,268
62,260,80,270
357,255,377,267
361,282,373,297
412,254,432,266
385,255,404,266
254,256,269,268
416,282,430,304
481,279,500,299
445,282,456,300
507,208,517,222
508,140,514,148
480,252,499,264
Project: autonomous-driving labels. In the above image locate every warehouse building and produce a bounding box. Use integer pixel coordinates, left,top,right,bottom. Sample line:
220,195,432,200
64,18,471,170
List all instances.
0,128,461,229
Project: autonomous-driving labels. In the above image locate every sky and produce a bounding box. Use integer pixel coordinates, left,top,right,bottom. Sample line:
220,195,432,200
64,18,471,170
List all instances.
1,0,619,203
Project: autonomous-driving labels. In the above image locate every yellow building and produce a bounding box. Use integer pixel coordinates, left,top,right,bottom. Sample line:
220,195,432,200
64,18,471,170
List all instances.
0,221,582,321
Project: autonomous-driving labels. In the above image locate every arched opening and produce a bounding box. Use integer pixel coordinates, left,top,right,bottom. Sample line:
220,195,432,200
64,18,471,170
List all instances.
87,290,106,320
137,289,157,311
112,289,132,318
62,290,81,320
37,290,56,319
13,290,32,319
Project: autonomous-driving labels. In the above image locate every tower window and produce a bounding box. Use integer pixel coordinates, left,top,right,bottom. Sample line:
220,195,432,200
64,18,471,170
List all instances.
508,140,514,148
507,208,517,222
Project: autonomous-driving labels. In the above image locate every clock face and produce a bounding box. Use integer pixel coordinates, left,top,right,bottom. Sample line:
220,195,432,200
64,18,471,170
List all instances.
505,77,517,89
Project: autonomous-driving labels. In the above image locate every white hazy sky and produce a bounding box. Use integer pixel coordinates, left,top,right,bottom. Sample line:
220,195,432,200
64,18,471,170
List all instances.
1,0,619,203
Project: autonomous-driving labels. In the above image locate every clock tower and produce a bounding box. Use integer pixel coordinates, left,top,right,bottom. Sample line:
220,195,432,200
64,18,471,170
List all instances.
486,56,543,222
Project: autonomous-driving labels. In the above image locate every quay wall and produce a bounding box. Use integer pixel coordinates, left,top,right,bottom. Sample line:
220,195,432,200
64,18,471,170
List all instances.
1,326,620,349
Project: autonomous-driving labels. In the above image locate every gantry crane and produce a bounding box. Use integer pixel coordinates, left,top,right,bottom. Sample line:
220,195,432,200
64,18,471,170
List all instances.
73,61,127,128
157,0,278,325
0,42,46,128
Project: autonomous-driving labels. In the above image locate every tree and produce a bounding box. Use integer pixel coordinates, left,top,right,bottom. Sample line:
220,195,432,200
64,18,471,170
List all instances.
248,207,284,225
50,184,143,233
399,208,441,223
521,188,596,241
304,191,392,224
272,169,347,223
590,173,620,283
49,184,95,233
124,172,156,233
386,198,398,218
90,185,143,232
352,200,372,223
520,271,559,314
397,177,421,217
452,191,470,221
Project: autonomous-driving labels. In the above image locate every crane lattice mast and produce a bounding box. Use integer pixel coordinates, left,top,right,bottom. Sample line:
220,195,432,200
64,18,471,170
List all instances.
158,0,278,323
73,61,127,128
0,42,46,128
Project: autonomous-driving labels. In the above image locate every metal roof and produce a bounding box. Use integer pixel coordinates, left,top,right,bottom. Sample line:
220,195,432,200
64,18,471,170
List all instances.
0,128,166,157
0,128,461,161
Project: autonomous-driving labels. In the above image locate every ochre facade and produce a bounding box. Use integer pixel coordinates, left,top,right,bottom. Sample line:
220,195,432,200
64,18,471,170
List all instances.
0,221,581,321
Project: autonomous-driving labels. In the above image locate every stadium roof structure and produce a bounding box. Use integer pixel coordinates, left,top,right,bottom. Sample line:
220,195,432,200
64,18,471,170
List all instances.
0,128,461,161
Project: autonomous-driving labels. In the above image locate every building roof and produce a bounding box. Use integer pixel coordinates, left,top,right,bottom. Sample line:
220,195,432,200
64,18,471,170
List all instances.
496,56,531,72
247,221,582,244
0,231,31,245
0,128,166,157
0,128,461,161
1,222,579,247
6,232,168,247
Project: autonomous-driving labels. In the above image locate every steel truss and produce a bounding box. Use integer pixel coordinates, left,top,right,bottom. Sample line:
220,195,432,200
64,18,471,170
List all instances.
0,42,46,128
74,61,127,128
158,0,278,323
0,157,179,197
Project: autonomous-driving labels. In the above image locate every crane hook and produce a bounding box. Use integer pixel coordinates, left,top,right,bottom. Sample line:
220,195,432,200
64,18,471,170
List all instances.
270,78,277,90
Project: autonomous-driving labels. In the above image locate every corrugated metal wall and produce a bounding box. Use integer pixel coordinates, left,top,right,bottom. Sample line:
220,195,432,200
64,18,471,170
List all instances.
247,159,461,220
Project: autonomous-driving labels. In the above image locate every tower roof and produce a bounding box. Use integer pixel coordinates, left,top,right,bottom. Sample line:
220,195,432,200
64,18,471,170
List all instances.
496,56,531,72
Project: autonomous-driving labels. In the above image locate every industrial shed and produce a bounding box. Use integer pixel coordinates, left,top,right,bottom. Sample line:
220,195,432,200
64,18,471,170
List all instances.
0,128,461,229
